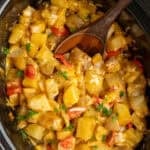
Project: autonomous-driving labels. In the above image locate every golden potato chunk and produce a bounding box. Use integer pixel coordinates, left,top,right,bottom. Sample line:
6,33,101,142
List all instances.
85,70,103,96
63,85,79,107
27,94,53,112
76,117,96,141
25,124,45,140
114,103,131,126
9,24,25,44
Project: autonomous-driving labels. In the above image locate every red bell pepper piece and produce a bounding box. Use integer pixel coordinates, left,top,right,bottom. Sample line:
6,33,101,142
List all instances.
58,136,75,150
54,54,71,67
106,49,121,59
7,80,22,96
25,64,36,79
51,26,69,37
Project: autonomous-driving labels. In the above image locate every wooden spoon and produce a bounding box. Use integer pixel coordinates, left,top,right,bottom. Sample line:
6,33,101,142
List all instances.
55,0,132,55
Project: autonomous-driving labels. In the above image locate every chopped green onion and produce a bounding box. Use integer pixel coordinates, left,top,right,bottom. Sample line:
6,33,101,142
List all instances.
17,110,38,121
102,107,112,117
54,108,59,113
16,70,24,78
92,145,98,150
69,27,77,33
120,91,124,97
57,71,69,80
64,124,74,131
111,113,118,122
25,43,31,52
102,134,107,142
60,104,67,112
19,130,28,139
96,103,104,112
2,47,9,55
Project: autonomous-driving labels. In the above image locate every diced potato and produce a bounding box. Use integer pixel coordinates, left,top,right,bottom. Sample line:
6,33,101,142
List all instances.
36,45,56,64
39,112,63,130
92,53,102,65
13,57,26,70
57,130,72,140
35,145,43,150
7,94,19,107
75,144,90,150
131,113,145,131
105,73,125,90
42,7,58,26
78,4,90,20
51,0,68,8
30,21,46,33
23,77,38,89
63,85,79,107
95,126,108,141
27,113,41,124
40,63,56,76
25,124,45,140
76,117,96,141
129,95,148,118
85,69,103,96
31,33,47,49
19,16,30,27
106,35,127,51
45,79,59,99
23,88,37,99
44,131,55,142
105,57,121,73
22,6,35,17
66,15,84,31
9,24,25,44
114,103,131,126
124,63,141,83
124,128,143,147
28,43,38,58
27,94,53,111
105,114,120,131
104,91,119,104
54,8,66,28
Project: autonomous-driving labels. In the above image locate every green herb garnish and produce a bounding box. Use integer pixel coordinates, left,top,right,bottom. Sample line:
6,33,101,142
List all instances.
111,113,118,122
2,47,9,55
19,130,28,139
64,124,74,131
69,27,77,33
54,108,59,113
102,107,112,117
16,70,24,78
58,71,69,80
96,103,104,112
120,91,124,97
17,110,38,121
25,43,31,52
60,104,67,112
96,103,112,117
102,134,107,142
92,145,98,150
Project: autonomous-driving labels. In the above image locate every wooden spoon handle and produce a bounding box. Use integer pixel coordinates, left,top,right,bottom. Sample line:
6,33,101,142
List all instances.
88,0,132,40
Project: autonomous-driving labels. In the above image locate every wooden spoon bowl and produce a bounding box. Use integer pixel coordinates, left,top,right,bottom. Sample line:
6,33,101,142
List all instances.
55,0,132,55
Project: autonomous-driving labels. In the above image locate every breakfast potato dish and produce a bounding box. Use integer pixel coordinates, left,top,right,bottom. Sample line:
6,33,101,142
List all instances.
5,0,148,150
